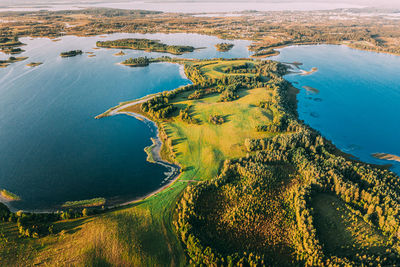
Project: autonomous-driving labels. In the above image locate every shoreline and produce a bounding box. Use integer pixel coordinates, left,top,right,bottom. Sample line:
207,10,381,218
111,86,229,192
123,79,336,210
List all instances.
101,102,183,209
13,96,182,213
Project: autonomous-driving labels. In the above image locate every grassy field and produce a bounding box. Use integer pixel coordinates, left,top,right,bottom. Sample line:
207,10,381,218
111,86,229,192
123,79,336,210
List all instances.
312,193,390,258
192,60,256,79
123,85,275,182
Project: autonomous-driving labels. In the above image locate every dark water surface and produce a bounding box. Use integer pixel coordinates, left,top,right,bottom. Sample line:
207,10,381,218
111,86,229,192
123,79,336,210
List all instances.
0,33,252,210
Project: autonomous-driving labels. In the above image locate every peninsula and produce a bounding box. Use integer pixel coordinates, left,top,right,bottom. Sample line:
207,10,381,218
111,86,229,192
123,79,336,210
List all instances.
0,189,21,201
94,58,400,266
120,56,150,67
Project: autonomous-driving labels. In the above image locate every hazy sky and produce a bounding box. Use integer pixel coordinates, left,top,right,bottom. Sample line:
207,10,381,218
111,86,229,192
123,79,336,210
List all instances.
1,0,400,9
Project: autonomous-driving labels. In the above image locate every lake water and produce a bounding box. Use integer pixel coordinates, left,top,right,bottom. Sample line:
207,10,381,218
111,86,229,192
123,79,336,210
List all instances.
0,33,252,211
271,45,400,175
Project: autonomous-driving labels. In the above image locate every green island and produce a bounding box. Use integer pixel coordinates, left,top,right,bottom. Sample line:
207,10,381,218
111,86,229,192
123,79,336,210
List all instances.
96,38,195,55
114,50,125,56
215,43,234,52
0,189,21,201
1,58,400,265
251,48,280,58
62,197,106,208
120,56,150,67
60,50,83,58
26,62,42,67
0,56,28,68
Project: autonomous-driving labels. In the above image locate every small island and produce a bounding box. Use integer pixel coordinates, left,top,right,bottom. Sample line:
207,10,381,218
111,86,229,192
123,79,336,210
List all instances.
60,50,83,58
251,48,280,58
114,50,126,56
1,189,21,201
0,56,28,68
302,85,320,93
62,197,106,208
215,43,234,52
372,153,400,163
120,56,150,67
96,38,195,55
26,62,43,67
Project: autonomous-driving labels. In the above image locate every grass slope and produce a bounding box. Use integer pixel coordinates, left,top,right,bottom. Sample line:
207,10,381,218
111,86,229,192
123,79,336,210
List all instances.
0,182,187,266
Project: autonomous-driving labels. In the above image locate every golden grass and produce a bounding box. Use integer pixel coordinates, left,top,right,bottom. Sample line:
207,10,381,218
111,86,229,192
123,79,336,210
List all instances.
122,86,276,181
194,60,256,79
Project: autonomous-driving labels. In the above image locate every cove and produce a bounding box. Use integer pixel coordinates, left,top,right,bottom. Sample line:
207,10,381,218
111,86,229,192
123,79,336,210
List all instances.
0,33,252,211
272,44,400,175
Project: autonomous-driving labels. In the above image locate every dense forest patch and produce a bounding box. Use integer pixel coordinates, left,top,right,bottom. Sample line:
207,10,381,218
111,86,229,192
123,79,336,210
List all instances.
96,38,195,55
312,193,390,258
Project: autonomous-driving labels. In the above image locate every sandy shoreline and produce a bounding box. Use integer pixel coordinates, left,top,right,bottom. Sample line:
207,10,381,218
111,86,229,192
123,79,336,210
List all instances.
95,95,183,209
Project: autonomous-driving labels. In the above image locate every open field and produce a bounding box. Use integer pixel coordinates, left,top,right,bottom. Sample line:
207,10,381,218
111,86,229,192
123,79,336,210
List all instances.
194,59,257,79
124,86,275,181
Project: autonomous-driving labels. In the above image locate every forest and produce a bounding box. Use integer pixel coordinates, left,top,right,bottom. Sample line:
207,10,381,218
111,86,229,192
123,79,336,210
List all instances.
96,38,195,55
121,56,150,66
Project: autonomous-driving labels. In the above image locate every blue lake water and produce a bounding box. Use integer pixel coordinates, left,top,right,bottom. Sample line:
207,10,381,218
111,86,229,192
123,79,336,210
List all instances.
0,33,252,210
271,45,400,175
